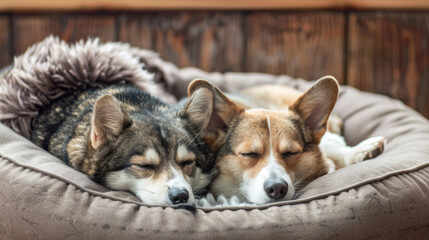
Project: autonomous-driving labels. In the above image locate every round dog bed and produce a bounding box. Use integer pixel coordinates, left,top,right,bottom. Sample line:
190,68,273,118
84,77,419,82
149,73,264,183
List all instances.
1,38,429,239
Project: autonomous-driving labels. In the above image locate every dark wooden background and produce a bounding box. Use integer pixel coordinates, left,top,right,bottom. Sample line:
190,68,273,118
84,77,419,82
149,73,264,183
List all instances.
0,11,428,118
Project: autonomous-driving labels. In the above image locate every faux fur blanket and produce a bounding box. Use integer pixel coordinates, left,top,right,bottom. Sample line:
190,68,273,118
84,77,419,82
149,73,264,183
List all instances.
0,36,178,138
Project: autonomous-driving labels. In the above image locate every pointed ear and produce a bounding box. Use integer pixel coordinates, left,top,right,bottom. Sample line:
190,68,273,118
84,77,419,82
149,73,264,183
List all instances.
290,76,339,142
183,79,243,147
183,83,214,131
90,95,132,149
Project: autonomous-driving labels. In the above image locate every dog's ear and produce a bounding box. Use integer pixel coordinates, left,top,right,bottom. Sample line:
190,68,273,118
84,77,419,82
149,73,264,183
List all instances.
290,76,339,142
182,82,214,132
90,95,132,149
183,79,244,149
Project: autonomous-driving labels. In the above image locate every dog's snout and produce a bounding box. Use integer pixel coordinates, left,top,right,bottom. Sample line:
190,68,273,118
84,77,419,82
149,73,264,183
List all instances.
168,188,189,204
263,179,288,200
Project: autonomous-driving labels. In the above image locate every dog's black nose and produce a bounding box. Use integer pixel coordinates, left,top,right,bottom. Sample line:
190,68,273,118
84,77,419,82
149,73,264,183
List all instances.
168,188,189,204
264,179,288,200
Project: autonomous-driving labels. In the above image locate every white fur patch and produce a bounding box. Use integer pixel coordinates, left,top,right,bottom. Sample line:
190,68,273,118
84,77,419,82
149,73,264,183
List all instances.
167,164,195,203
196,193,256,207
319,131,347,162
176,145,195,161
105,164,195,204
105,170,170,204
145,148,160,164
241,116,295,204
320,132,386,167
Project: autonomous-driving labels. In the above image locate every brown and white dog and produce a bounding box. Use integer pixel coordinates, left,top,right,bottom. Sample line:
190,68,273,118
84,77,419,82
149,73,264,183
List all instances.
185,77,385,204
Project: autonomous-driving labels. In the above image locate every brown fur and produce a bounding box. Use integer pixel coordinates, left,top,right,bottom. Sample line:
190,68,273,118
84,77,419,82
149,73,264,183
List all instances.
239,84,343,135
185,77,339,202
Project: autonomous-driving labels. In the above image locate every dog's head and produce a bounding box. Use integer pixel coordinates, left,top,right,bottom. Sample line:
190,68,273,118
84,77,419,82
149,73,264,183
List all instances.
186,77,338,204
70,92,212,205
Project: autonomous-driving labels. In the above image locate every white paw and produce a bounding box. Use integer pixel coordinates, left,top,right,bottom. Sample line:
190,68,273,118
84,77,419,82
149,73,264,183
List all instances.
344,136,386,164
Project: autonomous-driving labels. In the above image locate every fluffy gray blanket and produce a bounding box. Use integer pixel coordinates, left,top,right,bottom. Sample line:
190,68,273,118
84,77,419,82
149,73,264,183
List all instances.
0,36,179,138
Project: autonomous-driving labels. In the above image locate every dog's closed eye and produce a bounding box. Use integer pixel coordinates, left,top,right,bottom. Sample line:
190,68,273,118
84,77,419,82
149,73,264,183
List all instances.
180,160,195,167
281,152,300,159
239,152,260,158
132,164,157,171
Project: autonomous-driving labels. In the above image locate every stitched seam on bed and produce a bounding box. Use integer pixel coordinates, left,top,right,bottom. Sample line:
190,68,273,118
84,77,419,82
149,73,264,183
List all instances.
0,154,152,207
1,152,429,212
202,161,429,211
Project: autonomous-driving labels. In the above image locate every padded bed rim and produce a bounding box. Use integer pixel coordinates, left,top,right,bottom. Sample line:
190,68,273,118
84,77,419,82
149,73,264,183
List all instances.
2,150,429,212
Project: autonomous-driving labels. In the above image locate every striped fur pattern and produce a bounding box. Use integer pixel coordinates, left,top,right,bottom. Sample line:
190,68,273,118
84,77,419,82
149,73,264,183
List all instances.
31,85,216,205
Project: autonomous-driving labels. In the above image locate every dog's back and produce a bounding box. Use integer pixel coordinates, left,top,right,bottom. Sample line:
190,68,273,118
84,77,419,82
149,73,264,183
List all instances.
31,86,167,162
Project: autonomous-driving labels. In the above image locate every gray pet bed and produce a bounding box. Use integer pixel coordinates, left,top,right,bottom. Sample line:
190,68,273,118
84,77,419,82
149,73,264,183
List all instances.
1,37,429,239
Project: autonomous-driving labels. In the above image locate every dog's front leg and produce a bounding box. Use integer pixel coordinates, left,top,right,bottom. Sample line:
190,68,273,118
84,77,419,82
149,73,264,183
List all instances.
319,132,386,170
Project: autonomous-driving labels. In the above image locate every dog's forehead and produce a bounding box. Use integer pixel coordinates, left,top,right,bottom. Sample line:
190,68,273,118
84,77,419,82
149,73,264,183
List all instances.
238,109,296,131
230,109,302,147
119,120,195,161
244,108,292,120
132,116,191,140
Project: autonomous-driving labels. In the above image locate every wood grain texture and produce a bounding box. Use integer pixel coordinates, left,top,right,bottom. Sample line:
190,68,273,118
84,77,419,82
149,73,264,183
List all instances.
13,15,115,55
2,0,429,11
0,16,11,69
13,15,61,54
119,12,243,72
60,16,116,43
348,13,429,118
4,11,429,119
246,12,345,83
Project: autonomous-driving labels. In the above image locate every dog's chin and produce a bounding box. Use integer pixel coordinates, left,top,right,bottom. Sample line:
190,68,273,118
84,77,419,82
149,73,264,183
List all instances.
244,193,287,205
135,192,167,205
243,187,296,205
135,192,195,205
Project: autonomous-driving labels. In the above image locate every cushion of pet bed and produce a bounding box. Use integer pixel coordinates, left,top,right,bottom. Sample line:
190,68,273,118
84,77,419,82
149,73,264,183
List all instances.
1,37,429,239
1,73,429,240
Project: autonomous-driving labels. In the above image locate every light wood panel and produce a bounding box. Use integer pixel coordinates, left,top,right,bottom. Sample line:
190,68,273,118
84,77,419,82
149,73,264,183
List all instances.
0,16,11,69
1,0,429,11
246,12,345,83
348,12,429,118
119,12,243,72
13,15,116,55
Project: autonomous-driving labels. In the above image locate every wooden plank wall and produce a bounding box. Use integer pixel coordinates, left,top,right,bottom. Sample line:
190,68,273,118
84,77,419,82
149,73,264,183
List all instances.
0,15,10,69
13,15,116,54
348,12,429,118
118,12,244,73
246,12,345,83
0,11,428,118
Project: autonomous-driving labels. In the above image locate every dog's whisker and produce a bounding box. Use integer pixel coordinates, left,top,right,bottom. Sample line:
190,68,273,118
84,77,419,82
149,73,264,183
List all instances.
187,128,203,147
293,181,306,193
292,177,307,193
134,189,155,194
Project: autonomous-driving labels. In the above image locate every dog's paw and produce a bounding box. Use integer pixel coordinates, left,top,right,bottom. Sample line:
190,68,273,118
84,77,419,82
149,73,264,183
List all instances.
362,136,386,160
345,136,386,164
